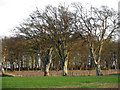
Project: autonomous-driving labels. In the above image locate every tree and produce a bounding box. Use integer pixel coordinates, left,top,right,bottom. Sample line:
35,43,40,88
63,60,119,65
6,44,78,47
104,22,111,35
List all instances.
0,37,5,75
2,36,27,71
36,5,74,76
72,2,118,75
15,8,55,76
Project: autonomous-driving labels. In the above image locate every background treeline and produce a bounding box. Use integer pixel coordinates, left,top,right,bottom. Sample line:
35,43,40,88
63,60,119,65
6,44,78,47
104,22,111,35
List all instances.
2,37,119,71
1,2,119,76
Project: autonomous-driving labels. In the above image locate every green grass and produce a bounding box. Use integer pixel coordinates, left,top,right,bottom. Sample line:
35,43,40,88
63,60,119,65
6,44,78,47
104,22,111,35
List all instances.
2,73,119,88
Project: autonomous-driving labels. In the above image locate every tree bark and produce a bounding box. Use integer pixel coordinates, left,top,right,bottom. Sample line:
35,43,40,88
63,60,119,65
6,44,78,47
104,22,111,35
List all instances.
43,48,53,76
1,62,5,75
44,61,51,76
35,56,38,70
90,42,103,76
20,60,23,71
10,62,14,71
62,59,68,76
95,64,102,76
18,63,21,71
26,56,29,71
31,55,35,70
5,61,8,71
95,41,103,76
62,51,69,76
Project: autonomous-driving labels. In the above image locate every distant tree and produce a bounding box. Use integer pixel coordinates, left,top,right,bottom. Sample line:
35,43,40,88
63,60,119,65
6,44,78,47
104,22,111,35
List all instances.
2,36,27,71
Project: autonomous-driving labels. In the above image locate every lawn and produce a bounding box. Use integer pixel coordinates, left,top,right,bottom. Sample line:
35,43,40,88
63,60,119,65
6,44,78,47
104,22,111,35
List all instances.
2,74,120,88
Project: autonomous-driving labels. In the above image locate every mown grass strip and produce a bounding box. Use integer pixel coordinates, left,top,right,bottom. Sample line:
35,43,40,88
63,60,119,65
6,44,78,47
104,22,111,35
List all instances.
2,74,119,88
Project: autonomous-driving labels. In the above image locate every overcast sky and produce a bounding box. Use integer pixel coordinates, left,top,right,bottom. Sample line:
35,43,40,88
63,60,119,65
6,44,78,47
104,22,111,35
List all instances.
0,0,119,37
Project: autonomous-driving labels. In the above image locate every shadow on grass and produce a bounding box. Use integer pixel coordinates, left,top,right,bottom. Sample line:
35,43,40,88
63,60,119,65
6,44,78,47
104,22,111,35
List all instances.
2,74,14,77
104,73,120,76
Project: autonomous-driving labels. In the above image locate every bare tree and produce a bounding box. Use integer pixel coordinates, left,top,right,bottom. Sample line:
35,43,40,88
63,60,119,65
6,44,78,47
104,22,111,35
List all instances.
36,5,74,76
72,2,118,75
15,9,55,76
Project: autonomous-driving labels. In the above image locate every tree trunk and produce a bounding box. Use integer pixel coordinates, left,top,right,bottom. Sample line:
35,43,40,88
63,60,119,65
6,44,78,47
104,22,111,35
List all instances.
95,41,103,76
90,41,103,76
31,56,35,70
95,64,103,76
39,59,42,71
61,49,69,76
10,62,14,71
62,59,68,76
1,63,5,75
26,56,29,71
35,56,38,70
18,63,21,71
44,62,51,76
20,60,23,71
5,62,8,71
43,48,53,76
1,67,5,76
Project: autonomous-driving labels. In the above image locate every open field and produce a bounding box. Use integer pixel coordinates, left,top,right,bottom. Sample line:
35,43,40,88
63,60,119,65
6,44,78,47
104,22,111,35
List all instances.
2,73,120,88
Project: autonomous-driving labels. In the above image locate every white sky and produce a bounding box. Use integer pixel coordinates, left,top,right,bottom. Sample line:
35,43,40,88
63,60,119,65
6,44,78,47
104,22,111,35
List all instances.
0,0,119,37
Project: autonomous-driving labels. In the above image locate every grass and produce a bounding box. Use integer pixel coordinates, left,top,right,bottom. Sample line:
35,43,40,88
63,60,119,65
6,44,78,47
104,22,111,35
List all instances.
2,73,119,88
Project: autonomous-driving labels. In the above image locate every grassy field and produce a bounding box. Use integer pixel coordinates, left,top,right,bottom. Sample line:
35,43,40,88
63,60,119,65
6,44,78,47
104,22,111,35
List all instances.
2,74,120,88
